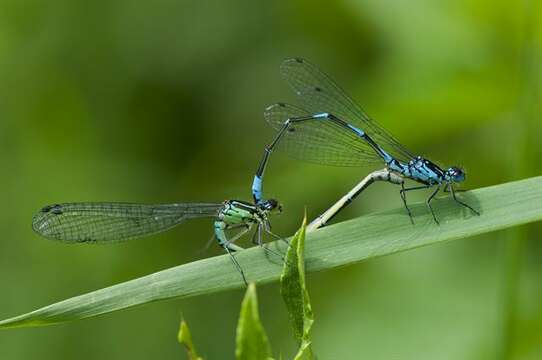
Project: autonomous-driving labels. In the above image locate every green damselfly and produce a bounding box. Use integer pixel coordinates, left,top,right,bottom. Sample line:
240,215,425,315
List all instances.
32,199,283,284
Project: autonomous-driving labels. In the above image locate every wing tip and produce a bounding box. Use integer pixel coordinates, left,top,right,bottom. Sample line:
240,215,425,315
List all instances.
280,57,308,71
31,204,69,241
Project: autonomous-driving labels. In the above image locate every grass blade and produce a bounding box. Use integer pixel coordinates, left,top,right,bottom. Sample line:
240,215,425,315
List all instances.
1,176,542,329
235,283,273,360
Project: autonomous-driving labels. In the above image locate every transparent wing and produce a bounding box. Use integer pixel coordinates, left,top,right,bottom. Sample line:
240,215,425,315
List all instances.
32,202,223,243
280,58,415,163
265,103,382,167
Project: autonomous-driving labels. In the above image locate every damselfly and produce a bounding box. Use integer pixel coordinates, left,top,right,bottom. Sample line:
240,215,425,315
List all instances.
32,199,282,284
253,58,479,224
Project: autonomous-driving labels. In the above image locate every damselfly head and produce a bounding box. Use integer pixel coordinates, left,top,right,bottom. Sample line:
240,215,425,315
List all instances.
445,166,465,183
260,199,282,214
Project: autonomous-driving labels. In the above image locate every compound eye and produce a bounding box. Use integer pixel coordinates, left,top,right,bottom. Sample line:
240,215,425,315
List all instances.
261,199,278,211
448,166,465,181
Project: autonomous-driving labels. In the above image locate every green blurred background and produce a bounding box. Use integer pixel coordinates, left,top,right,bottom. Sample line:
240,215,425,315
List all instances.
0,0,541,359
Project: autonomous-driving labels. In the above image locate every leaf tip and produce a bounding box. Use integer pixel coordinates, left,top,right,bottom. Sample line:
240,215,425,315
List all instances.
178,318,202,360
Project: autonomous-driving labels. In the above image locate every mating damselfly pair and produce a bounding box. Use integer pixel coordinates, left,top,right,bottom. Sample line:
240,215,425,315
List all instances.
33,58,479,284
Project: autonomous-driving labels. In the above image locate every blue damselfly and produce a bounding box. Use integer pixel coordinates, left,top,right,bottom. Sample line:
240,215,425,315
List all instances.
253,58,479,224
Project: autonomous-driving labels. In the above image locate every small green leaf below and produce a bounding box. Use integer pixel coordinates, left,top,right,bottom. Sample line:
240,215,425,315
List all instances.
235,283,274,360
178,319,203,360
280,215,314,360
293,342,313,360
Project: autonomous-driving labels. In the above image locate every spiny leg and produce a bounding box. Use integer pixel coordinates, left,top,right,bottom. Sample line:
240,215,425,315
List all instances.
215,221,250,286
261,219,291,264
449,185,480,216
426,185,441,224
262,227,291,265
227,224,252,244
252,223,287,262
400,182,414,224
251,222,262,246
399,184,432,224
264,219,290,246
224,246,248,286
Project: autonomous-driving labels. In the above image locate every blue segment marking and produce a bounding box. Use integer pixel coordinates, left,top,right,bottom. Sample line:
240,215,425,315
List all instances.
252,175,263,202
380,151,394,164
346,123,365,137
314,112,329,118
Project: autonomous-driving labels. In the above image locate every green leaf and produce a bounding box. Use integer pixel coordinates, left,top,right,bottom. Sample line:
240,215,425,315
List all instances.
1,176,542,328
178,319,203,360
280,214,310,340
280,214,314,359
235,283,273,360
293,342,313,360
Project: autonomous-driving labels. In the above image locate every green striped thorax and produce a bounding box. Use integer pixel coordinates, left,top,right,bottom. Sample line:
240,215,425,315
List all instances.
219,199,282,226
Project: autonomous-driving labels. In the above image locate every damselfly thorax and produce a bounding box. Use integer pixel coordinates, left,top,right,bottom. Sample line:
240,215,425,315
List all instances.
387,156,446,186
219,200,265,225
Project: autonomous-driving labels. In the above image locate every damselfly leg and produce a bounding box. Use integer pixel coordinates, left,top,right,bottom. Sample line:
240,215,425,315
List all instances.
200,223,250,255
446,185,480,216
399,184,433,224
223,246,248,286
426,185,441,224
264,218,290,246
218,224,252,286
399,184,444,224
251,223,287,262
401,183,480,224
226,224,252,244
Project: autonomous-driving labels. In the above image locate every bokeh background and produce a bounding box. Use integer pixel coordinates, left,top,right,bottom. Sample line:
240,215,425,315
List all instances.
1,0,541,359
